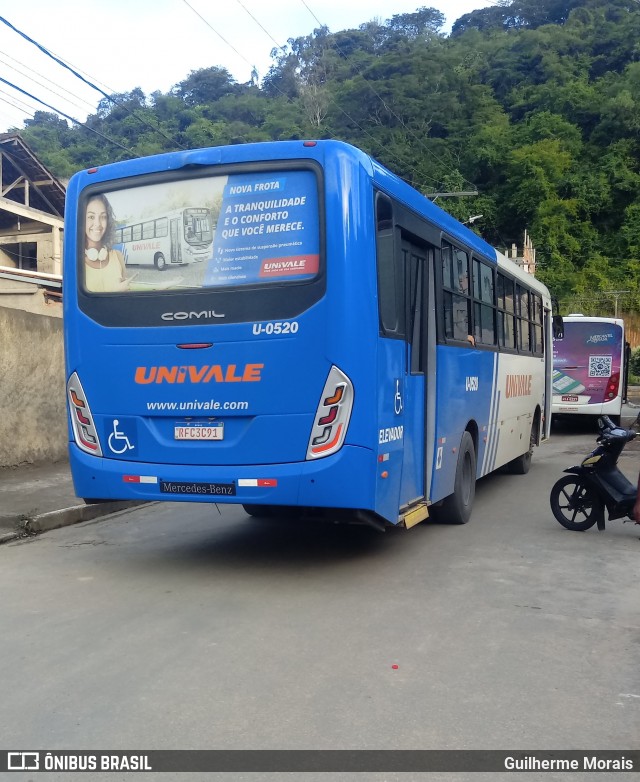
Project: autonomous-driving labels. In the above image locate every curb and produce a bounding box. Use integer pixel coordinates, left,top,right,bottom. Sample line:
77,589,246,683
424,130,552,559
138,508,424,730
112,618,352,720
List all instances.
0,501,147,544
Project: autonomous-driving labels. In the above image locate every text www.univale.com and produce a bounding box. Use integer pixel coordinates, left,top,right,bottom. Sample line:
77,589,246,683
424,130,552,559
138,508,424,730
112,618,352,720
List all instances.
147,399,249,412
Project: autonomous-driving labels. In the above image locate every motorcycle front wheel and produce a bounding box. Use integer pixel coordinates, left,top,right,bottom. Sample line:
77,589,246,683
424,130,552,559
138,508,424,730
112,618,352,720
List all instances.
550,475,604,531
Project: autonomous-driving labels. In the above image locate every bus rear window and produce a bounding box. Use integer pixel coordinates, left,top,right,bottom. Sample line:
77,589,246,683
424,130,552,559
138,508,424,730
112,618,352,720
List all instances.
81,170,320,294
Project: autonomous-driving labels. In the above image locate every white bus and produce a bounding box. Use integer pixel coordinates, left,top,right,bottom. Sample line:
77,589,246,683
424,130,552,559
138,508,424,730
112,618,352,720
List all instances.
115,207,213,270
552,315,629,424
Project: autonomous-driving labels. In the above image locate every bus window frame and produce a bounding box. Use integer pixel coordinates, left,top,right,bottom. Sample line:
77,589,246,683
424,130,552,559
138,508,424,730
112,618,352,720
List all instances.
375,190,442,344
75,159,327,328
373,191,547,360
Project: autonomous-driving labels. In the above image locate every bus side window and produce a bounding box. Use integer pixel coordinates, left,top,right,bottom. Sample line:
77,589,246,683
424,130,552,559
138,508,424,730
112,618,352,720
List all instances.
442,241,470,342
532,294,544,354
516,284,531,353
497,273,516,350
473,259,496,346
376,193,404,337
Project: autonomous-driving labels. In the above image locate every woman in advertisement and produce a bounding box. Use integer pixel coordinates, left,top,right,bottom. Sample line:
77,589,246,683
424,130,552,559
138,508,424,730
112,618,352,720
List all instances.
84,194,135,292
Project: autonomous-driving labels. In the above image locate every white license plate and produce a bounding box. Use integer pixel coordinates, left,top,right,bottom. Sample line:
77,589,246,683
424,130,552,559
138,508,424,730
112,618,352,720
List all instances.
174,424,224,441
561,395,579,402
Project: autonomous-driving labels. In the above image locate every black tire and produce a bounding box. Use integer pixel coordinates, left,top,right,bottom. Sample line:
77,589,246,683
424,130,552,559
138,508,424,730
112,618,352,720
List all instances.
154,252,166,271
438,431,476,524
507,418,537,475
549,475,603,531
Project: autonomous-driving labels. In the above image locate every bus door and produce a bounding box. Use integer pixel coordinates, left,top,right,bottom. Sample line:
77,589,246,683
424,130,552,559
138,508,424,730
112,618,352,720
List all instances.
399,237,436,510
169,218,181,263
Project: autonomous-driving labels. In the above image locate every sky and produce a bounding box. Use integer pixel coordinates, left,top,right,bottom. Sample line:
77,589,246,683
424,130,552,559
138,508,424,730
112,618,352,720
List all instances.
0,0,492,134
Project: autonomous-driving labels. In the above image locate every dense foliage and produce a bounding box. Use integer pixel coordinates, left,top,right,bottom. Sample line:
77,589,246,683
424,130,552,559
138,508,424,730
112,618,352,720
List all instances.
14,0,640,313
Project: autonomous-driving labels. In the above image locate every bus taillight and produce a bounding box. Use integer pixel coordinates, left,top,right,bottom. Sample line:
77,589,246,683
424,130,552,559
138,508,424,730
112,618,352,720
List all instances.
67,372,103,456
306,366,354,460
606,372,620,400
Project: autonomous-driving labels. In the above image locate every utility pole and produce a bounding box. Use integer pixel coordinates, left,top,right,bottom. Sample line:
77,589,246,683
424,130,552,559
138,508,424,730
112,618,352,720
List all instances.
603,290,630,318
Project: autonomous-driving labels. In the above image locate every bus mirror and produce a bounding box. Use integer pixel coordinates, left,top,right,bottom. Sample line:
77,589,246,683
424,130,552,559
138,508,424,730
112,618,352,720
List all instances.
552,315,564,340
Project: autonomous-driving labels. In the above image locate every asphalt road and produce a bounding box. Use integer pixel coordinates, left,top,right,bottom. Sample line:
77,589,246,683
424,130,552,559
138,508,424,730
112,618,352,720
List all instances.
1,419,639,781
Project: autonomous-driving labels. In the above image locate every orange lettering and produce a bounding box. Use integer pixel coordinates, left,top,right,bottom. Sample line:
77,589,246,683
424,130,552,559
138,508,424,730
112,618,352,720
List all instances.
135,363,265,384
157,366,178,383
505,374,532,398
135,366,157,384
224,364,243,382
204,365,224,383
188,366,209,383
243,363,264,382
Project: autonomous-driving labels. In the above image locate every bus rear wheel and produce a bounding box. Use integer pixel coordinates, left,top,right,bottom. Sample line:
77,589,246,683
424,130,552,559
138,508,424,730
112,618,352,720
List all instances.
438,431,476,524
507,418,537,475
154,252,166,271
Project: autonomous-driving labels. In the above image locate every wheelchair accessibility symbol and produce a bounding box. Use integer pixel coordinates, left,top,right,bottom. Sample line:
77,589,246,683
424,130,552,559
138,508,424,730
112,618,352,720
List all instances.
394,379,403,415
107,419,136,455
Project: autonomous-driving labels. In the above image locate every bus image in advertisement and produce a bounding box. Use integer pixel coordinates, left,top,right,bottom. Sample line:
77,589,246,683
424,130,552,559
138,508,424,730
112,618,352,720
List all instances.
64,139,553,530
115,205,213,273
552,315,629,424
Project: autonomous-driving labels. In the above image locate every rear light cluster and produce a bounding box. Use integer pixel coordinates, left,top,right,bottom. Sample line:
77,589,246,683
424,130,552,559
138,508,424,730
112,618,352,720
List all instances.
606,372,620,400
306,366,354,460
67,372,103,456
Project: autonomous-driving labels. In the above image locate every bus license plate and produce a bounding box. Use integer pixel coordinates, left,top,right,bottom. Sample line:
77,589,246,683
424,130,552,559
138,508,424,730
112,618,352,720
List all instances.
174,424,224,441
561,395,579,402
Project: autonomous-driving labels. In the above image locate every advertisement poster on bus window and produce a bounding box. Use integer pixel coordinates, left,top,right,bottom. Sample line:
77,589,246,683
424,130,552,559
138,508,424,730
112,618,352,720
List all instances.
552,321,623,402
204,171,319,286
82,170,319,294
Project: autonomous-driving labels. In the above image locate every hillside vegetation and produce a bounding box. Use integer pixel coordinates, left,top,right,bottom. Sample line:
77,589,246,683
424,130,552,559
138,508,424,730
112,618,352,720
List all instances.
15,0,640,312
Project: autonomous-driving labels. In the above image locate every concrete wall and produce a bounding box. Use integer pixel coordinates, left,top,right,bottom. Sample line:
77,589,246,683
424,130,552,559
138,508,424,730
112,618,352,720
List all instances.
0,306,67,467
0,274,62,318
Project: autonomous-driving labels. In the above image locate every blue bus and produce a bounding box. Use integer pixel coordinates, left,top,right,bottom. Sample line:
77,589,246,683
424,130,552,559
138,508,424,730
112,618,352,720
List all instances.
64,140,552,529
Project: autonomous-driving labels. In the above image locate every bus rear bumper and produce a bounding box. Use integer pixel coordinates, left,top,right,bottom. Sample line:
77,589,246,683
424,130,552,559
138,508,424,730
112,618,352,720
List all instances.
68,443,377,512
551,397,623,416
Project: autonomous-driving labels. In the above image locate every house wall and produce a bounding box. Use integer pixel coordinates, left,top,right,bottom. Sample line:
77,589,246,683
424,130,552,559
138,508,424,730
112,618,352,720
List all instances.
0,306,67,467
0,233,59,274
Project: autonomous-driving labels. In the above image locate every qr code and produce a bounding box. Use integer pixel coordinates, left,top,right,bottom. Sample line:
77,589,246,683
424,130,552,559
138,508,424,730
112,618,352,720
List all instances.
588,355,612,378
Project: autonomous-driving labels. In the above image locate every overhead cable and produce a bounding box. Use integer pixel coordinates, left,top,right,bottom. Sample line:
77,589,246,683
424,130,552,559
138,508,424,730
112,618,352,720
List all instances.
298,0,477,192
0,53,96,114
0,14,186,150
228,0,437,187
0,76,134,152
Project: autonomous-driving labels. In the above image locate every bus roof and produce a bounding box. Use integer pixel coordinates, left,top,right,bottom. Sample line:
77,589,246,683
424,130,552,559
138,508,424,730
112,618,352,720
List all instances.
70,138,548,298
562,315,624,326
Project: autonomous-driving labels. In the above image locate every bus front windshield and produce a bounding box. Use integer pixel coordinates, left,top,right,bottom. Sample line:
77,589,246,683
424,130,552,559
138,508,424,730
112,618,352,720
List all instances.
81,170,320,294
184,209,213,245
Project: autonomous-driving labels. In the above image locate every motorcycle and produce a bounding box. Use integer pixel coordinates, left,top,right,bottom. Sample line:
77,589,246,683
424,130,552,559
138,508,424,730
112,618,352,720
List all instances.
550,414,639,532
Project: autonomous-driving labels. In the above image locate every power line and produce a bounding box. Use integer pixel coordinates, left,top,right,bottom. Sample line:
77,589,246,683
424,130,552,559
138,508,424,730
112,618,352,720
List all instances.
0,95,35,124
234,0,283,55
0,76,134,153
0,14,186,150
181,0,259,76
0,50,97,114
0,57,93,116
297,0,477,192
0,87,36,115
226,0,436,188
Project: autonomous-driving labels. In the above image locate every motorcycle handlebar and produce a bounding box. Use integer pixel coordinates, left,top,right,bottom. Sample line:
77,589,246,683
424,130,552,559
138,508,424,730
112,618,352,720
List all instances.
596,415,637,444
